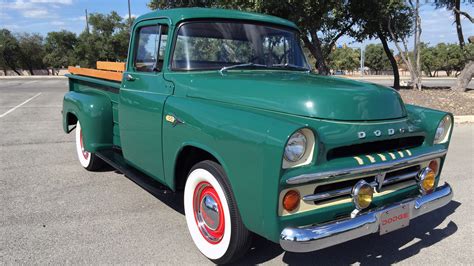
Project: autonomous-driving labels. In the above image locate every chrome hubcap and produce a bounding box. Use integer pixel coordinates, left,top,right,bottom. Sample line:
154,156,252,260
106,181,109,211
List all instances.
193,182,225,244
200,195,220,230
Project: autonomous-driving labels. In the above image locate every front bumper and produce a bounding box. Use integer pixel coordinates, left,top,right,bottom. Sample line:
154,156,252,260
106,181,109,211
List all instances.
280,183,453,252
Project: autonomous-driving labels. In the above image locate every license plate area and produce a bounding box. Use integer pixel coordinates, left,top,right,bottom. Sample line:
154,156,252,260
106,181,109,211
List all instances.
379,203,410,235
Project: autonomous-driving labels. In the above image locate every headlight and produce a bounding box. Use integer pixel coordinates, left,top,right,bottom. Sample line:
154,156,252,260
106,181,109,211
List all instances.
433,115,452,144
282,128,315,169
284,130,307,162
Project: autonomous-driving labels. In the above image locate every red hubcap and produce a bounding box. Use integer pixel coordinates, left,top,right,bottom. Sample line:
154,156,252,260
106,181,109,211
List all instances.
80,129,89,160
193,181,225,244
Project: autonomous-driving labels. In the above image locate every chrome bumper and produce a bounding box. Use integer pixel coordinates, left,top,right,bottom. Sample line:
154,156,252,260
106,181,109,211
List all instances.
280,183,453,253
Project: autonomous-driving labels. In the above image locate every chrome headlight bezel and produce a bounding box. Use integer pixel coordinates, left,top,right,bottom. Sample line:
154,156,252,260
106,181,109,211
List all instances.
433,115,452,144
283,128,315,169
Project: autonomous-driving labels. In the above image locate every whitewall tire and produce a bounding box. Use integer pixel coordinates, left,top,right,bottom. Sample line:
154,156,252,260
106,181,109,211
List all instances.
184,160,251,264
75,121,104,171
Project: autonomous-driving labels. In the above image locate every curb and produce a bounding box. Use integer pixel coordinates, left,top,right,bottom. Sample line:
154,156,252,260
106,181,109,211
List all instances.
454,115,474,124
0,75,67,79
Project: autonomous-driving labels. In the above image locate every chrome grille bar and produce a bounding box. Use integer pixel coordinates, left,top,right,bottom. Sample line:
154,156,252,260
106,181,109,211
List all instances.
302,169,420,203
302,187,352,202
383,170,419,186
287,149,446,185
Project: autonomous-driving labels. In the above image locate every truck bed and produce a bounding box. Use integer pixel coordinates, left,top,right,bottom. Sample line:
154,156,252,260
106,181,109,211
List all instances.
66,73,122,147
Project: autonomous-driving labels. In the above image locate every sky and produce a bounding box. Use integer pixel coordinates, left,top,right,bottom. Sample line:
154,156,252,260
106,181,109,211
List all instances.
1,0,473,49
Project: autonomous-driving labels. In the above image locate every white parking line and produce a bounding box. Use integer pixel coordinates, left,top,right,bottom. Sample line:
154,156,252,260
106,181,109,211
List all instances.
0,93,42,118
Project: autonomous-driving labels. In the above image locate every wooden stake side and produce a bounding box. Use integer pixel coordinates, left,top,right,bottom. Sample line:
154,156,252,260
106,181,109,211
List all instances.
68,66,123,82
96,61,126,72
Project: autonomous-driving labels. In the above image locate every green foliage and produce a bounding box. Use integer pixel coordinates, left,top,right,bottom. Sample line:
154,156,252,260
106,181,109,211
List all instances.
17,33,46,74
148,0,354,75
364,44,391,74
420,43,473,76
420,43,440,77
43,30,78,68
349,0,412,42
436,43,467,76
0,29,22,74
328,46,360,73
150,0,213,9
74,12,131,67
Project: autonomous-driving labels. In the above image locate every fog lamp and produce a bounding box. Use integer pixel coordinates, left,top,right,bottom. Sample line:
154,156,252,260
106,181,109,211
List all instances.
352,180,374,210
417,167,436,194
282,190,300,212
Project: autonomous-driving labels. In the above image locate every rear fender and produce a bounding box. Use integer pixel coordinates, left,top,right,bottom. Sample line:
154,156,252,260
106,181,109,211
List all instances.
62,91,113,152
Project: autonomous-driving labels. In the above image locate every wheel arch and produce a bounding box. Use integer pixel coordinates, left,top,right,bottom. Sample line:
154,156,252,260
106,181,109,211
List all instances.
62,91,114,152
172,142,230,191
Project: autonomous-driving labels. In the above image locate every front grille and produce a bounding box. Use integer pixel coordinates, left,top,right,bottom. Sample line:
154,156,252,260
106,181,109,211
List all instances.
306,165,421,205
326,136,425,161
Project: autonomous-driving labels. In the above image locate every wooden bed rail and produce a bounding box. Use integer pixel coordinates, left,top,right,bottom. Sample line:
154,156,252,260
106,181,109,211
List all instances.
68,61,126,82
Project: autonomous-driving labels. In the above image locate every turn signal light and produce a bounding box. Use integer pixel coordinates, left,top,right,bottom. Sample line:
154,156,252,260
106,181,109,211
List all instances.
283,190,300,212
429,160,439,175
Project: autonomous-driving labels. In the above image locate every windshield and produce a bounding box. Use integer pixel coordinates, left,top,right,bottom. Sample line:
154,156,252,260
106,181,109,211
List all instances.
171,21,310,71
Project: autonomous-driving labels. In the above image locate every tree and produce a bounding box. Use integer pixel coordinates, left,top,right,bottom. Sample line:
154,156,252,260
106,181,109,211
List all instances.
148,0,220,9
74,12,130,67
17,33,46,75
387,0,422,90
420,43,441,77
43,30,77,73
148,0,356,75
0,29,22,75
433,0,474,91
329,46,360,73
349,0,413,90
364,44,391,74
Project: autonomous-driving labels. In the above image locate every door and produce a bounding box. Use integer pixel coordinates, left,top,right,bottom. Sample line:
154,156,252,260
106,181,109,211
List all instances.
119,19,171,181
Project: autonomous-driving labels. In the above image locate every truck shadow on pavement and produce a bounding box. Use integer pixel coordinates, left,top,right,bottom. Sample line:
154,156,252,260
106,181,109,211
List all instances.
236,200,460,265
115,169,460,265
113,169,185,214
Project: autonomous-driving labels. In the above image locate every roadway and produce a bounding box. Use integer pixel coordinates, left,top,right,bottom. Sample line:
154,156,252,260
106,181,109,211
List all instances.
1,79,473,264
345,76,474,89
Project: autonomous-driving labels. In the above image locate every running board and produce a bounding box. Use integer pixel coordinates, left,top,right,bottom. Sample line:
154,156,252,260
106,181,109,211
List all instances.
96,149,171,196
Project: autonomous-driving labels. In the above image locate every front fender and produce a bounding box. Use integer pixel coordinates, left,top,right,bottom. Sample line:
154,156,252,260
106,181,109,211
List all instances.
62,91,113,152
405,104,453,148
162,96,303,241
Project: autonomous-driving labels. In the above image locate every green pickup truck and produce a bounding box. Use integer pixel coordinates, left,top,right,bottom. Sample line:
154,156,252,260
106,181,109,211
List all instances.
63,8,454,264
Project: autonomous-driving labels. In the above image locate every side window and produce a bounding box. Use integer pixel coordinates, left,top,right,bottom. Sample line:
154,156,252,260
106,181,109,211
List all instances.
134,25,168,72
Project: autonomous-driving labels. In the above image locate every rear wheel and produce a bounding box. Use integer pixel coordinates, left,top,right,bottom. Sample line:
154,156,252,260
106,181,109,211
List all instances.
184,160,252,264
75,121,104,171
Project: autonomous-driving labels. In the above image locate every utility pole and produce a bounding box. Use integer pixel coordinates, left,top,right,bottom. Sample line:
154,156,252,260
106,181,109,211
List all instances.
85,9,89,33
360,46,365,77
128,0,132,29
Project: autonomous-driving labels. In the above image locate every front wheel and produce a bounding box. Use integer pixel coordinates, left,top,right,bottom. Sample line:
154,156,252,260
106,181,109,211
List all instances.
75,121,104,171
184,161,252,264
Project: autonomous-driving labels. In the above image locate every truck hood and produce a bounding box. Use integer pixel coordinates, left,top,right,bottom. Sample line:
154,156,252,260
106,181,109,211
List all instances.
174,71,406,121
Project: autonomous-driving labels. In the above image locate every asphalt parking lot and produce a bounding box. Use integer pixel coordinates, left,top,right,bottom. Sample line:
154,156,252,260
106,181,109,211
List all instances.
1,78,473,265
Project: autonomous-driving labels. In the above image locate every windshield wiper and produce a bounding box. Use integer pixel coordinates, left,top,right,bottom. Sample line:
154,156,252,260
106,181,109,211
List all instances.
271,63,311,72
219,63,269,74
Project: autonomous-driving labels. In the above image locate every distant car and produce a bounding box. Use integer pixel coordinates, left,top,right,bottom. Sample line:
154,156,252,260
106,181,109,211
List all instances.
334,70,345,75
63,8,454,264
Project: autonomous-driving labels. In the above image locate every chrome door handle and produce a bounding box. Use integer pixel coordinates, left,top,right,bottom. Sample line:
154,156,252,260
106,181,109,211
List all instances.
126,74,135,81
